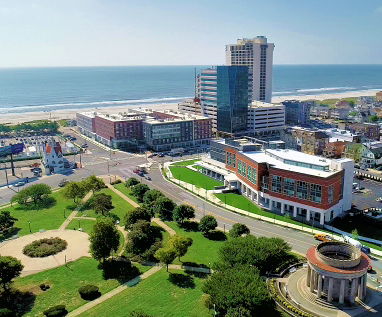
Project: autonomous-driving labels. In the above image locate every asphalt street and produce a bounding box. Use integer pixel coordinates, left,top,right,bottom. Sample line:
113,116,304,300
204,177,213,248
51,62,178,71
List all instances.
1,128,382,288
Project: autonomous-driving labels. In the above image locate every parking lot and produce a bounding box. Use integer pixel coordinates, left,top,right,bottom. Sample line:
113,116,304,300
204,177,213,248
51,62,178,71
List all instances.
352,177,382,210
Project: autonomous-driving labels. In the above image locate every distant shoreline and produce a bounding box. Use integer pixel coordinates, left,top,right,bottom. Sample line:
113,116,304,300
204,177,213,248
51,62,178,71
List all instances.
0,88,380,125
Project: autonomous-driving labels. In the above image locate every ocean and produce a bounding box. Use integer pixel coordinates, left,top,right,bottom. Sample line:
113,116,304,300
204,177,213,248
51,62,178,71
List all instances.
0,65,381,115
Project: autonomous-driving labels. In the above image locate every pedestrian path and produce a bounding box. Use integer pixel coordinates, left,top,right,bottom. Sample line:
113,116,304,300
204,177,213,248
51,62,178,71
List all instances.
59,191,93,231
67,265,162,317
152,218,176,236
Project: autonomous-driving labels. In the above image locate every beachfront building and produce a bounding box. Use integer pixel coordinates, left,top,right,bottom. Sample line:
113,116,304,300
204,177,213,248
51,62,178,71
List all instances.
200,139,354,225
376,91,382,102
197,66,249,135
94,113,144,150
76,112,97,139
225,36,274,103
143,113,212,151
282,100,312,126
247,101,285,137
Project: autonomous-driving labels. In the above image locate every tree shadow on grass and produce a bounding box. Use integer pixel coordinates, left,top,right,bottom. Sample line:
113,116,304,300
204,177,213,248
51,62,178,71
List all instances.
0,227,21,242
168,273,195,289
204,230,227,241
179,221,199,232
0,289,36,316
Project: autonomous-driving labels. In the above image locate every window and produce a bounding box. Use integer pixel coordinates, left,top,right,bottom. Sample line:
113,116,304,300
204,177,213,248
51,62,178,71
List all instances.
309,184,322,203
238,160,246,176
283,178,295,197
226,152,236,167
247,166,257,184
296,181,308,200
271,175,282,193
328,185,334,203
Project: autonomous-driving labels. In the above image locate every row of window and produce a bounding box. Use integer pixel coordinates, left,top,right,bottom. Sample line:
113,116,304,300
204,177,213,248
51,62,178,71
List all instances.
237,160,257,184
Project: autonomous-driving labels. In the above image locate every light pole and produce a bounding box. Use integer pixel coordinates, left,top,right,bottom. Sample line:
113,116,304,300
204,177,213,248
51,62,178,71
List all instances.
64,209,66,218
28,221,31,233
78,219,81,229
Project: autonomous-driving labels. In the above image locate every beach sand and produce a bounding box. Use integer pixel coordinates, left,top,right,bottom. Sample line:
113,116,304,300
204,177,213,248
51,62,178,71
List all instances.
0,89,379,125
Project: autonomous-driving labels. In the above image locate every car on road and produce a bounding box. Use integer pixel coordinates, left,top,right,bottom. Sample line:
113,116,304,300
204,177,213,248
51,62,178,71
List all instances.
314,233,334,242
146,176,151,181
376,197,382,202
58,179,69,187
13,181,26,187
81,143,88,148
158,153,165,157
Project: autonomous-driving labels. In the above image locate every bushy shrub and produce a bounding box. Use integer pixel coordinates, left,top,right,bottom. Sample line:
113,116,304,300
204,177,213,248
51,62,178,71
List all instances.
43,305,68,317
39,283,50,291
78,285,101,300
101,257,139,280
0,308,14,317
110,179,122,185
23,238,67,258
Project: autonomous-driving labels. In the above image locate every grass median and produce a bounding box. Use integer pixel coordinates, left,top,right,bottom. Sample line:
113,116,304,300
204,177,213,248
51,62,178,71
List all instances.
169,166,223,190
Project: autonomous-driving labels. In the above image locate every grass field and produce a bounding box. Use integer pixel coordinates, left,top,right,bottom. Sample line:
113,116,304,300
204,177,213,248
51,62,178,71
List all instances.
78,268,212,317
67,218,96,233
5,190,73,238
13,258,124,316
171,159,200,166
169,166,223,190
77,188,135,221
113,183,139,203
165,222,225,267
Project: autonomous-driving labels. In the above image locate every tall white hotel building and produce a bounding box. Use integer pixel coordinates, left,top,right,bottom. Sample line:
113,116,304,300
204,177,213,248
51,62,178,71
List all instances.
225,36,275,103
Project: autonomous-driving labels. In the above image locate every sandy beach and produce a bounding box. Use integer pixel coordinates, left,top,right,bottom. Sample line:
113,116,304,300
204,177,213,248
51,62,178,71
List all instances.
0,89,380,125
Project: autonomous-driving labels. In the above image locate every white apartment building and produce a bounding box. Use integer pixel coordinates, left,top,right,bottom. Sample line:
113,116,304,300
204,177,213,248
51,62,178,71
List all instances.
247,101,285,136
226,36,274,103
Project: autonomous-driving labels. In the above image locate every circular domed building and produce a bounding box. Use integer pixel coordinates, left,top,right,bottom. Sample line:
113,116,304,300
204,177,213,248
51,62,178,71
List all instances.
306,241,370,304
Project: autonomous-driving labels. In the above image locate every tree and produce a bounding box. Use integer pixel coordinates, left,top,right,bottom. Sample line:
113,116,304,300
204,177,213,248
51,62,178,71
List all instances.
173,205,195,225
125,177,140,188
198,215,217,235
26,184,52,205
91,193,113,216
351,229,359,240
202,265,273,316
131,184,150,202
0,256,23,291
168,235,193,261
215,235,291,275
0,211,17,235
89,218,120,262
154,197,176,221
369,115,379,122
84,175,105,194
63,181,86,203
124,207,152,230
125,220,162,261
143,189,163,205
10,184,51,206
155,248,176,272
229,223,250,238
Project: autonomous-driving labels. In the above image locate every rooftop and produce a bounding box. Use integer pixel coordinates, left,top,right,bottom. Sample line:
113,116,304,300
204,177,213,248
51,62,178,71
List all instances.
249,101,283,109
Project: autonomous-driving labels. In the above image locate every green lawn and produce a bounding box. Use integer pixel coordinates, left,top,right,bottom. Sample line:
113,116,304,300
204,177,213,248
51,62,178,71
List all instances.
77,188,135,221
5,190,74,238
165,222,225,267
78,268,212,317
14,258,125,316
113,183,139,203
172,159,200,166
215,193,313,227
67,218,96,233
169,166,223,190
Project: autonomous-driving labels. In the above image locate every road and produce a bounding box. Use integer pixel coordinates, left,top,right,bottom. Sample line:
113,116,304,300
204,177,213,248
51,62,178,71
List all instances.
1,128,382,288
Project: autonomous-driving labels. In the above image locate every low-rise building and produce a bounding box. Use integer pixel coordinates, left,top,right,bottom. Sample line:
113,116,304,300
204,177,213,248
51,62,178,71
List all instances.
41,141,65,174
322,141,348,159
291,127,329,155
339,122,380,141
76,112,97,138
376,91,382,102
344,143,375,167
247,101,285,137
200,143,353,225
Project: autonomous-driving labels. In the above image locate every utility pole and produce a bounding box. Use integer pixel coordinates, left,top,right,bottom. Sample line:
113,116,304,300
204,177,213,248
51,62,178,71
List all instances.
4,163,9,187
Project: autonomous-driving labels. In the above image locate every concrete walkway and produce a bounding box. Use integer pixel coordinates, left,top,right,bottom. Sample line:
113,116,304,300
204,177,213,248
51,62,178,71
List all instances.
106,183,139,208
67,265,162,317
59,191,93,231
152,217,176,236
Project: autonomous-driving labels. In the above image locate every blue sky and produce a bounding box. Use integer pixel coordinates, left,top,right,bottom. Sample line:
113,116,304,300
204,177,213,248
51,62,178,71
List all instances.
0,0,381,67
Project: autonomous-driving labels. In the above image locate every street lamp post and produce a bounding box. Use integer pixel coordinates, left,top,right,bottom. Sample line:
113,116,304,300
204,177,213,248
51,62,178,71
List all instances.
64,209,66,218
28,221,31,233
78,219,81,229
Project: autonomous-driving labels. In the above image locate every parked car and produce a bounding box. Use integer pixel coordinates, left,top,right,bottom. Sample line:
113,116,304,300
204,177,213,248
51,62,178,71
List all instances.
361,246,371,254
146,176,151,181
81,143,88,148
58,179,69,187
314,233,334,242
13,181,26,187
376,197,382,202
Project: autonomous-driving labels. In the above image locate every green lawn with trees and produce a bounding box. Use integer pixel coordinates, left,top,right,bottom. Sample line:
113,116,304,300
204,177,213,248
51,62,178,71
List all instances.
78,269,212,317
4,190,74,238
113,183,139,203
67,218,96,233
13,257,127,316
165,222,225,267
169,166,223,190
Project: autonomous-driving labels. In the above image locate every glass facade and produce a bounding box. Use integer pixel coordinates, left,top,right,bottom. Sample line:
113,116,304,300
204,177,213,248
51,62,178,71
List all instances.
216,66,248,134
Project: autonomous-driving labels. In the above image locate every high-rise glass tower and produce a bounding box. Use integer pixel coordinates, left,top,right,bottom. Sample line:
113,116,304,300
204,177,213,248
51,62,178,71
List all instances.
225,36,274,103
